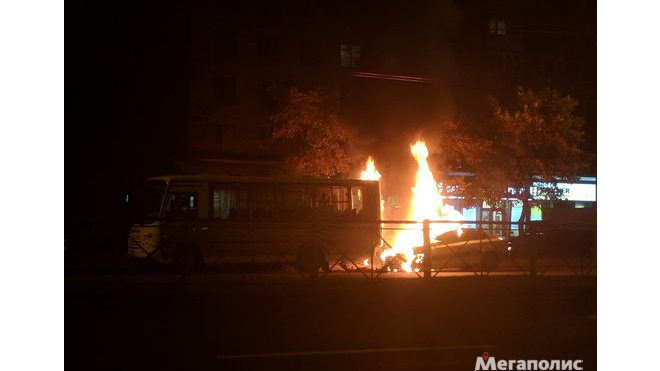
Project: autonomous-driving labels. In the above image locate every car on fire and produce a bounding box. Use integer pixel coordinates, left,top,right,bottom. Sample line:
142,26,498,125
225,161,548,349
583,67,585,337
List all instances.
411,228,508,272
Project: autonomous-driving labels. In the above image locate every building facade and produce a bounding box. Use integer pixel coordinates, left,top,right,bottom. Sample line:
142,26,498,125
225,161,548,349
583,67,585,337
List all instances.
180,0,596,190
182,0,461,175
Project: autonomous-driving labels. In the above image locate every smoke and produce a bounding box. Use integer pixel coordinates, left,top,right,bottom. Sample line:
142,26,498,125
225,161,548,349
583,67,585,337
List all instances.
345,0,462,212
346,0,461,169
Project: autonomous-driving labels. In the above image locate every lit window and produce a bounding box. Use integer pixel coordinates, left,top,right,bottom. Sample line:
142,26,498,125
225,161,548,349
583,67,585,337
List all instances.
462,207,477,229
511,203,522,230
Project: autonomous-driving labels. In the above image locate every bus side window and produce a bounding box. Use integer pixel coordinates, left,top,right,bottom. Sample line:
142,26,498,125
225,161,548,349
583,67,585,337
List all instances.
212,184,237,219
237,188,250,219
332,186,350,213
280,185,307,221
351,186,363,215
315,187,332,210
251,185,276,220
165,192,199,218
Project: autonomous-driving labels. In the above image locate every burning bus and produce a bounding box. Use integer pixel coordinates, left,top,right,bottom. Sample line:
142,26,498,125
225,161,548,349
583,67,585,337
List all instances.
127,175,382,272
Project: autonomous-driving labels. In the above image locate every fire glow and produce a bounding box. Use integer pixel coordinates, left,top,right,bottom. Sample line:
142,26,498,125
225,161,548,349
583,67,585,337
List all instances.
359,156,384,268
359,155,385,219
360,141,463,272
359,156,382,182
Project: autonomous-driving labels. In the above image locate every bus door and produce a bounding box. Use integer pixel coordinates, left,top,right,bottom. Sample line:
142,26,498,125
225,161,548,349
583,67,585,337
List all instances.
128,179,166,259
160,182,209,261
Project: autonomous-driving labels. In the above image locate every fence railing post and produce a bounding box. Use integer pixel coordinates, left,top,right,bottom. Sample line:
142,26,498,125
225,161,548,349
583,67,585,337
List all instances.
423,219,431,279
529,222,537,277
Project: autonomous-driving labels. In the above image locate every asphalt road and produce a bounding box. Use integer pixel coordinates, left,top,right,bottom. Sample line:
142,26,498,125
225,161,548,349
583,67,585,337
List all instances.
66,275,596,371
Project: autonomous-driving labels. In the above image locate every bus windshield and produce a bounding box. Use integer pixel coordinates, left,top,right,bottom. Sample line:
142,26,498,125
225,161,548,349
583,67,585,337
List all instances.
140,180,167,220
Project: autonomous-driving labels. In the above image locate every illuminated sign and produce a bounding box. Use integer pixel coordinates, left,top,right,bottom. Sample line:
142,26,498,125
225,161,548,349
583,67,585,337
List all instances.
532,182,596,201
557,182,596,201
441,179,597,202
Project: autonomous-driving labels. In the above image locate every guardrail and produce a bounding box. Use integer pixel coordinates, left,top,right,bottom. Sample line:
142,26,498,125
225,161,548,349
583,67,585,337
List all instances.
122,217,596,280
374,219,596,278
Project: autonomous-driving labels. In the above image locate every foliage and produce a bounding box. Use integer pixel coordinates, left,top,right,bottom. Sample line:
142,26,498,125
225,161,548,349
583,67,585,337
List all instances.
270,89,354,178
446,87,591,222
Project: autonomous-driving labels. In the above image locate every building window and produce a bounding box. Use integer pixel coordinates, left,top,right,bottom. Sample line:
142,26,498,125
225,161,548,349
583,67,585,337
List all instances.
257,36,280,65
340,43,360,67
213,77,237,105
511,202,522,229
461,207,478,229
489,19,506,35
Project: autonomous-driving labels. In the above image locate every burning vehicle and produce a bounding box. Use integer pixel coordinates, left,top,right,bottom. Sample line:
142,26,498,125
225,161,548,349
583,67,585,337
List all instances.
367,141,466,272
411,229,507,272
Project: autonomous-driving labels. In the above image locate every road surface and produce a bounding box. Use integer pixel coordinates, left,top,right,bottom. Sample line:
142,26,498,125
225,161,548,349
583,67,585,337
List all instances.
66,274,596,370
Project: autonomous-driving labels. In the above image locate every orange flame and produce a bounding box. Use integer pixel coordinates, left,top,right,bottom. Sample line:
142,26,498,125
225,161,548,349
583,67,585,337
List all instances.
359,156,384,267
359,156,382,181
359,157,384,218
380,140,463,272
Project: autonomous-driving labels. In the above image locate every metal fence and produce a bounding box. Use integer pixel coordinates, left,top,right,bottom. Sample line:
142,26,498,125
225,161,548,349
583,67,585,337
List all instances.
124,218,596,280
372,219,596,278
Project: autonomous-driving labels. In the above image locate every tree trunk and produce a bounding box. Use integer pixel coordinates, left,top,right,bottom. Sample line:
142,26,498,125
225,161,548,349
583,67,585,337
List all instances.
517,189,531,232
517,188,536,276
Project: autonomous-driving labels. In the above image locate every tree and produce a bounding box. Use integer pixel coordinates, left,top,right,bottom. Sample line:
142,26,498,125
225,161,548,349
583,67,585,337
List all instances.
449,87,591,227
270,89,354,178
